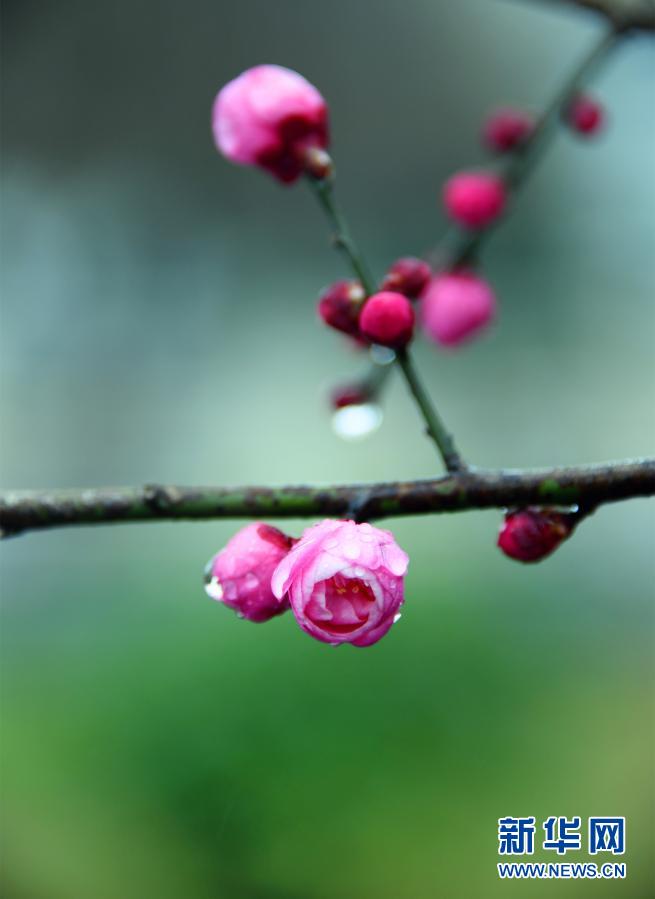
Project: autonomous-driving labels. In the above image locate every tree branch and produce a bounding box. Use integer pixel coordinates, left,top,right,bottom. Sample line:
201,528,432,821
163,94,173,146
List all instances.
515,0,655,31
1,458,653,537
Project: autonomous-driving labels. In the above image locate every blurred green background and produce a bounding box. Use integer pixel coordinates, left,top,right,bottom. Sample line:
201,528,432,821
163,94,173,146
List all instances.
1,0,654,896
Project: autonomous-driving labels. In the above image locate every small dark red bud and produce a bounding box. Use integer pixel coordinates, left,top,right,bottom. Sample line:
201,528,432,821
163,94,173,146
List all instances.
317,280,366,337
381,257,432,299
498,508,575,563
330,384,371,409
256,524,296,551
566,94,604,136
482,107,534,153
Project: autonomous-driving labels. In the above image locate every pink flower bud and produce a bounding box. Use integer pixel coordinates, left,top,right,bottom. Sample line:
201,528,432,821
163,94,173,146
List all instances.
381,257,432,298
271,519,409,647
359,291,415,348
330,383,371,409
212,65,329,183
205,522,294,621
498,509,574,563
421,271,496,347
443,171,506,229
482,107,534,153
317,280,365,337
566,94,604,137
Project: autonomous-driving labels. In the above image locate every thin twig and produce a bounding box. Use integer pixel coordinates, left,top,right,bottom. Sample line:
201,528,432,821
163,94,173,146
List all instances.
395,349,465,472
512,0,655,31
306,176,376,293
307,175,465,471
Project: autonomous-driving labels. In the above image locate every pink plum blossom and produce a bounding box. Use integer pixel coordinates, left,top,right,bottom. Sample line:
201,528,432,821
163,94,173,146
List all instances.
422,271,496,347
205,522,294,622
212,64,329,183
271,519,409,647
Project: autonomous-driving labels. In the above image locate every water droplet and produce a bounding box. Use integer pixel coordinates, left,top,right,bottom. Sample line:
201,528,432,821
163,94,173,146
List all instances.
332,403,382,440
369,345,396,366
204,575,224,601
343,540,360,560
393,612,402,624
244,572,259,591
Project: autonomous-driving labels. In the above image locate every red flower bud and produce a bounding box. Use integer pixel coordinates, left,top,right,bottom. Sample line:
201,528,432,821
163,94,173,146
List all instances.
482,107,534,153
359,291,415,349
381,257,432,298
498,509,575,563
443,171,506,229
566,94,604,137
317,280,365,337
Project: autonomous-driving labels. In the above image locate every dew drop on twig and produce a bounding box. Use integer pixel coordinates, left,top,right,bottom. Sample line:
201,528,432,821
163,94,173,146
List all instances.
332,403,383,440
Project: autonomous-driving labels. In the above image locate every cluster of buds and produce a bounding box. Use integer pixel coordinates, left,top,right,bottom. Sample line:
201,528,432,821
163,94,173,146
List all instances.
212,67,501,355
205,520,409,647
212,68,606,362
317,258,428,350
317,257,497,353
317,276,443,355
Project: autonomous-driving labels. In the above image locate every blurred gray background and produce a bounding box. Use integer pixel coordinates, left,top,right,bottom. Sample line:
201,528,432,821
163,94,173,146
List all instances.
1,1,654,897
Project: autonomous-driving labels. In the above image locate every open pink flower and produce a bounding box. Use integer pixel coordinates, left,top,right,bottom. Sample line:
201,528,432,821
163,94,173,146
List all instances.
271,519,409,647
212,64,329,183
205,522,294,622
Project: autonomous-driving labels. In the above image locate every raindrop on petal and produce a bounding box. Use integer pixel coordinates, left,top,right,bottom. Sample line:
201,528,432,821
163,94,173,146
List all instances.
205,575,224,601
244,572,259,591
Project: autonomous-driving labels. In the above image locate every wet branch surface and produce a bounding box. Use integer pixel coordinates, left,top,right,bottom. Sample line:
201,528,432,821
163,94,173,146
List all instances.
1,458,653,537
